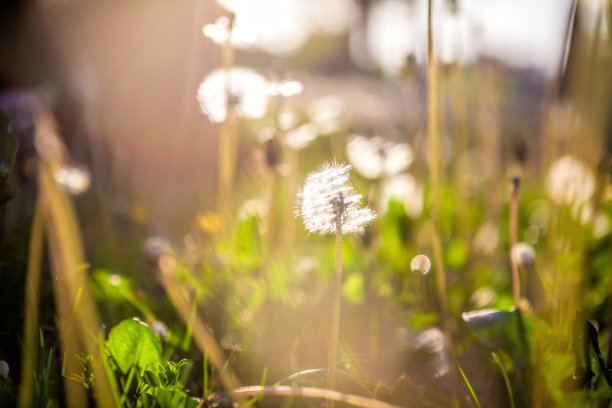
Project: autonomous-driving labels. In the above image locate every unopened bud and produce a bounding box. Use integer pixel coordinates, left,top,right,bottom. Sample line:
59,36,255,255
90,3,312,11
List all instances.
512,242,535,269
411,254,432,275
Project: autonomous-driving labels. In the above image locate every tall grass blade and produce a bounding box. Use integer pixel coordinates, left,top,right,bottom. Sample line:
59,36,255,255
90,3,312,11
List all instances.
18,202,44,408
39,163,116,407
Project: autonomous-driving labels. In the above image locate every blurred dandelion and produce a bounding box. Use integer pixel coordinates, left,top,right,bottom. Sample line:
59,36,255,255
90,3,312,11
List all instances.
346,135,413,180
196,67,269,123
546,155,595,206
202,15,256,46
54,165,91,195
297,163,376,235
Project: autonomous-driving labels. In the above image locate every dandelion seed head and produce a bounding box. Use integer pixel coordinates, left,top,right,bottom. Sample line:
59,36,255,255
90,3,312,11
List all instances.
297,163,376,235
196,67,269,123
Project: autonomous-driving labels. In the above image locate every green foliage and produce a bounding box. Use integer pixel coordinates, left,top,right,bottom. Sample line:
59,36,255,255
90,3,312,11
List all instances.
106,318,162,376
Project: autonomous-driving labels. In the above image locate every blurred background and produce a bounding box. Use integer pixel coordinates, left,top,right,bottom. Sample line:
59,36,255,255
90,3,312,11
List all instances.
2,0,604,237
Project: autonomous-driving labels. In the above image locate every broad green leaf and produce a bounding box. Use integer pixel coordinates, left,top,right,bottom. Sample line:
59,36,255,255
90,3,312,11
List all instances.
154,388,200,408
106,318,162,375
462,308,529,353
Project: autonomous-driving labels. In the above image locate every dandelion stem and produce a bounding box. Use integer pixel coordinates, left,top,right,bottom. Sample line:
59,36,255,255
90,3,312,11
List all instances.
510,175,521,307
427,0,452,359
327,216,343,408
217,13,237,219
426,1,458,401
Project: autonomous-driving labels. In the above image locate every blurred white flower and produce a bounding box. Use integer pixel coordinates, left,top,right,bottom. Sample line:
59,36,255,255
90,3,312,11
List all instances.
202,16,256,46
346,134,413,179
54,165,90,195
546,155,595,205
196,67,269,123
297,163,376,235
379,173,423,218
268,79,304,97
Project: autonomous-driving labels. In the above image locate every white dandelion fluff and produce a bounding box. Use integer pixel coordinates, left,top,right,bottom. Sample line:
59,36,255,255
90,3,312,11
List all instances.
546,155,595,206
297,163,376,235
196,67,269,123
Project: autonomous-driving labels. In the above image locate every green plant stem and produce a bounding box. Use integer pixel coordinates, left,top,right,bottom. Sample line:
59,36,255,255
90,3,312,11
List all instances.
427,0,452,359
18,202,44,408
217,18,237,220
326,218,343,408
510,177,520,307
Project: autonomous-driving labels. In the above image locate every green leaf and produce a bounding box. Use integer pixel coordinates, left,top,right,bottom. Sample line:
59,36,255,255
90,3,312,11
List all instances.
573,313,612,390
463,308,535,406
143,370,161,387
106,318,162,375
462,308,529,354
154,388,200,408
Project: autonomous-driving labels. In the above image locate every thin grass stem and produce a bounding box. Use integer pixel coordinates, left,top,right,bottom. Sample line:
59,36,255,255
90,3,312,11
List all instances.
509,175,521,307
232,385,404,408
427,0,454,373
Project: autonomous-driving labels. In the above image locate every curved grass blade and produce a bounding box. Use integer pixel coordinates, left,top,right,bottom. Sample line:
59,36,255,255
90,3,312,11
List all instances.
457,362,481,408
